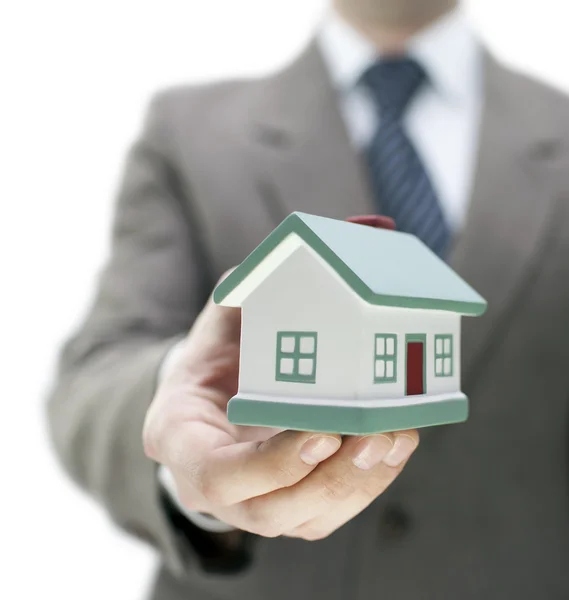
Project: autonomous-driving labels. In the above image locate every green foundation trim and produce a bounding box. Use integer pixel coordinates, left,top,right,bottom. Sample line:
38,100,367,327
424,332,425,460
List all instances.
228,394,468,435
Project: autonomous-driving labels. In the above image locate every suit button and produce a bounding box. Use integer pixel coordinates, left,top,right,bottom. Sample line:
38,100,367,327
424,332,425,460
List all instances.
379,505,411,539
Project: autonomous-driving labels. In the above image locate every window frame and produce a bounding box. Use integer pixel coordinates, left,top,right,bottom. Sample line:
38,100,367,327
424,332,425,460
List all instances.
434,334,454,377
374,334,398,384
275,331,318,384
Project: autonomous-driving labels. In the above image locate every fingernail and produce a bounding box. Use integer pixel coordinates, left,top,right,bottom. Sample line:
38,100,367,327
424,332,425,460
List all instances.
352,435,393,470
382,435,417,468
300,436,341,465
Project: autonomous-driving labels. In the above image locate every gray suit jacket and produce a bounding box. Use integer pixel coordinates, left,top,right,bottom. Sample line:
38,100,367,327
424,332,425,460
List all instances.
48,41,569,599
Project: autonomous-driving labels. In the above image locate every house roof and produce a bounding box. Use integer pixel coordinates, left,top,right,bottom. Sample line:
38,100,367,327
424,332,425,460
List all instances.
214,212,487,316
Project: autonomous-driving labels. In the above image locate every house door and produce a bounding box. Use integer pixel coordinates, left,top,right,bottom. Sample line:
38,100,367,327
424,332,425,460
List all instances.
406,335,425,396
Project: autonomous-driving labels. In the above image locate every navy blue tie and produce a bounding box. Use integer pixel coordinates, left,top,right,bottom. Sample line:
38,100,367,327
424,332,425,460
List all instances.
362,58,452,257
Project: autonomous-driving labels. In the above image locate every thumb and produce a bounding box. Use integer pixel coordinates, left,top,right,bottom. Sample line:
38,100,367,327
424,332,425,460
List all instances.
189,268,242,344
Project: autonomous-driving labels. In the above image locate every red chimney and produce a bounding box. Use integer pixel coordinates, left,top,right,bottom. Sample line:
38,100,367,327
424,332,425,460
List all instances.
346,215,396,231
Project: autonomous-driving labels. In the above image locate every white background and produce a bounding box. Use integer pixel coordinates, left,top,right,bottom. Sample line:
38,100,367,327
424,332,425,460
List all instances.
2,1,569,598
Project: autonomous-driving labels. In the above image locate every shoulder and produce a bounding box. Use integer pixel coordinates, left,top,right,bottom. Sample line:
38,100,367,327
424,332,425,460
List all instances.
493,58,569,135
151,78,259,117
143,76,272,142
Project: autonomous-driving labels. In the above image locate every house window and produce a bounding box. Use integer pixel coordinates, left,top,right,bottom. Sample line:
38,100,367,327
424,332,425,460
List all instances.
374,334,397,383
434,334,453,377
276,332,318,383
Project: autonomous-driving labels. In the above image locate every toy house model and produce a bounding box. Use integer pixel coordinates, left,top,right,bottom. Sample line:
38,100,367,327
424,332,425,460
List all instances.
214,212,487,435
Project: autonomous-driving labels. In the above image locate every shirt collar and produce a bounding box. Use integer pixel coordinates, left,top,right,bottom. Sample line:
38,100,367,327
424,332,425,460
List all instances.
318,8,482,105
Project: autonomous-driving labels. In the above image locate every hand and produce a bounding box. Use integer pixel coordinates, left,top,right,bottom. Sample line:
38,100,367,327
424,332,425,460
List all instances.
143,281,419,541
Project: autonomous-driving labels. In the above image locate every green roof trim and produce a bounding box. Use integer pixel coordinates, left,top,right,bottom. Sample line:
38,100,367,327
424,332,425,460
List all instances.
213,212,487,316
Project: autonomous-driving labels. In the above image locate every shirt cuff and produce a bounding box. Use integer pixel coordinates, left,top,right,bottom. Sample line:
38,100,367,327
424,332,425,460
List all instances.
158,465,237,534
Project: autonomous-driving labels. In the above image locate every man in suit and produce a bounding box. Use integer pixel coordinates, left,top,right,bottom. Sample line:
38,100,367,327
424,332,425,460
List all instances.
48,0,569,598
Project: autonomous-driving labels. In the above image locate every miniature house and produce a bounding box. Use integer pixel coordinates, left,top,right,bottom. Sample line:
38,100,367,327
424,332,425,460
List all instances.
214,212,487,435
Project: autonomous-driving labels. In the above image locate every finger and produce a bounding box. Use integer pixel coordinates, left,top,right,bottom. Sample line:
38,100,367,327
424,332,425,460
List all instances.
232,430,418,536
184,268,243,349
378,429,419,468
286,432,419,540
189,299,242,348
194,429,343,507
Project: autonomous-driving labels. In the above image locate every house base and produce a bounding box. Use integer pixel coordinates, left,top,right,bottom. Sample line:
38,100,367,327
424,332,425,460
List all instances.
227,392,468,435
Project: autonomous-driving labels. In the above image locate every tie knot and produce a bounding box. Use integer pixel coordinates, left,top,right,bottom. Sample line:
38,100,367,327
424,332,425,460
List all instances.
361,58,427,119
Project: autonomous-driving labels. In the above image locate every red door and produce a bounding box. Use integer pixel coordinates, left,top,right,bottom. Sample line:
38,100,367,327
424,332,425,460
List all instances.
406,341,424,396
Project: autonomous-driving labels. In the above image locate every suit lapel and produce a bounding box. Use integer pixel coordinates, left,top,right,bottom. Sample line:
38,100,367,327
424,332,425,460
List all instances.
249,41,375,223
450,52,562,383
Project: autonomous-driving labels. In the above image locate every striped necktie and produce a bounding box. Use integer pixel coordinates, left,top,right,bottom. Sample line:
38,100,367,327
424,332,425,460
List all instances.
361,58,452,257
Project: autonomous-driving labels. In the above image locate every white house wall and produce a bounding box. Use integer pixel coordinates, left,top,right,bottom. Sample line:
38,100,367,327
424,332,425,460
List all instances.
357,306,461,400
239,237,463,403
239,243,361,400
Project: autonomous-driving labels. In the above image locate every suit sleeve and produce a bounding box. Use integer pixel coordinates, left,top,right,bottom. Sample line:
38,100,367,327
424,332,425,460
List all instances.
46,94,214,575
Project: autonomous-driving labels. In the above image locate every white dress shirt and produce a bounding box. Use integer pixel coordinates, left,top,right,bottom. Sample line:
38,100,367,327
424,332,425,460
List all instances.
160,8,484,533
318,8,483,231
